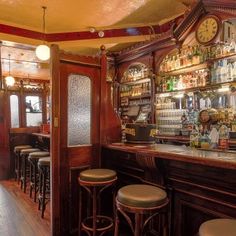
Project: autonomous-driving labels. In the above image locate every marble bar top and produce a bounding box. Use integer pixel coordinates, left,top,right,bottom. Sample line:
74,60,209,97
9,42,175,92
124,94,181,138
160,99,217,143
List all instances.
103,143,236,170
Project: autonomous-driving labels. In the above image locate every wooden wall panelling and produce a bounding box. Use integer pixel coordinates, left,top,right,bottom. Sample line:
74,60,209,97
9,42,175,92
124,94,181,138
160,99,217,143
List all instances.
163,159,236,236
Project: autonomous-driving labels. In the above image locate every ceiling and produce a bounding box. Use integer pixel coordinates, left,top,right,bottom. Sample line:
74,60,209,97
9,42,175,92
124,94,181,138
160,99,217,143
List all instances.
0,0,196,80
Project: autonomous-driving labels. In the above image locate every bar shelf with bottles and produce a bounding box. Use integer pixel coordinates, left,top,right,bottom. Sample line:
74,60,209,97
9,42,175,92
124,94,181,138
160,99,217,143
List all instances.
155,40,236,150
119,63,152,121
158,42,236,94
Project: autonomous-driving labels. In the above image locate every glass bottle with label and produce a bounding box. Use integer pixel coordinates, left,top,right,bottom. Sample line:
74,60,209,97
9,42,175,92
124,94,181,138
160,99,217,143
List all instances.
218,124,229,149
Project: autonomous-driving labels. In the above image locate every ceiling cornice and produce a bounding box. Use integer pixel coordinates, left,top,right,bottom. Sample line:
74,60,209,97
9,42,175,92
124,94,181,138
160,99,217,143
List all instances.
0,15,184,43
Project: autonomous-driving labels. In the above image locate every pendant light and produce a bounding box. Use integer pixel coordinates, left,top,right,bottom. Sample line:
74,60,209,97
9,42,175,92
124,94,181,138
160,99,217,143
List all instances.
35,6,50,61
5,54,15,87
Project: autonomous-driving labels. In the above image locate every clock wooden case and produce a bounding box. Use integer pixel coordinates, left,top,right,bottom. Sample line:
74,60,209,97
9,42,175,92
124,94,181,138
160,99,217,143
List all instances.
195,14,221,45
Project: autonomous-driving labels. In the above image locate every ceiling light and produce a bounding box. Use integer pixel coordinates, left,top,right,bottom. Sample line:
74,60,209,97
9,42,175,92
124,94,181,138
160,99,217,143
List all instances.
5,76,15,87
5,54,15,87
89,27,96,33
35,6,50,61
98,31,105,38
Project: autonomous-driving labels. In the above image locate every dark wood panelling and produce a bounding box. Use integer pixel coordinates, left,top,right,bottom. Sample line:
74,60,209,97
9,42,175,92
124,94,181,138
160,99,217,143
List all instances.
102,147,236,236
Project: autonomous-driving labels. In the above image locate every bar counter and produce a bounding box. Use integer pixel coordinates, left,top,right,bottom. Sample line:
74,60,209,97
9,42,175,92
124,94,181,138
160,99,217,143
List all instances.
102,143,236,236
103,143,236,170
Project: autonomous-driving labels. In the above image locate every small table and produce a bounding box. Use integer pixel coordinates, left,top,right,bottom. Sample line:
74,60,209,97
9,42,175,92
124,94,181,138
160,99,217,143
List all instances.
32,133,50,151
32,133,50,139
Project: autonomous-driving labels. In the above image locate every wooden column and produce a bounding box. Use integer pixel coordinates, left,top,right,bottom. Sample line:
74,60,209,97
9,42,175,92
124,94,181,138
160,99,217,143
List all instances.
0,41,10,179
50,44,61,236
99,46,121,146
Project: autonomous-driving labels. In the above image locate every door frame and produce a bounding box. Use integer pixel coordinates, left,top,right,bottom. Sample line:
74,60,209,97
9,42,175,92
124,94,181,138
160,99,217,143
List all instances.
50,45,105,235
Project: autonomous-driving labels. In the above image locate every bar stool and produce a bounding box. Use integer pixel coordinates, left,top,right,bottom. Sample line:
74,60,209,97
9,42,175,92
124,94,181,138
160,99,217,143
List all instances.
14,145,32,183
38,157,51,218
78,168,117,236
28,151,50,202
199,219,236,236
20,148,41,193
114,184,169,236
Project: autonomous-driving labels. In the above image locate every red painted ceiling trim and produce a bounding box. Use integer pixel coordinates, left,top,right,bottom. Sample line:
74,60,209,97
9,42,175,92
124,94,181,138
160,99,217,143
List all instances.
0,23,44,40
0,15,184,42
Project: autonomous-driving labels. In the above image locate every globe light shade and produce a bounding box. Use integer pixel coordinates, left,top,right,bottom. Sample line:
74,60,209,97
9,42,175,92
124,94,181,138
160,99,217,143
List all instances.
5,75,15,87
35,44,50,61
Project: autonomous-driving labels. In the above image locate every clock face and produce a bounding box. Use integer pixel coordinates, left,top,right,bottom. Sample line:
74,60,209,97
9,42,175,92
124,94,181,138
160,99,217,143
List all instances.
196,16,220,44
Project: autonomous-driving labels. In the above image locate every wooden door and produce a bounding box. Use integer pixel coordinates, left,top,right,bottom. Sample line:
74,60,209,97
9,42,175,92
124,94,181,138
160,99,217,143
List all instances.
51,45,102,235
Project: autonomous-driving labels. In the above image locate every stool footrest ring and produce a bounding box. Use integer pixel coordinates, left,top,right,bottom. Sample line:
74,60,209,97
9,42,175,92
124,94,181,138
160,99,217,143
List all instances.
82,215,113,232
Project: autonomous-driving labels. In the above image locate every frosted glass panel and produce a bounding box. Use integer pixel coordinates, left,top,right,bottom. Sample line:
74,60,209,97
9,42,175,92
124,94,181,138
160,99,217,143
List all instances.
10,95,19,128
25,96,42,126
68,74,91,146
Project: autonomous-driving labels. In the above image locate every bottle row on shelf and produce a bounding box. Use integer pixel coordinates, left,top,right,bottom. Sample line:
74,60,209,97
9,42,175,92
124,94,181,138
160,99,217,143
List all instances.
159,42,236,73
158,69,208,92
122,67,149,83
120,82,151,98
120,98,151,107
211,59,236,84
190,123,233,150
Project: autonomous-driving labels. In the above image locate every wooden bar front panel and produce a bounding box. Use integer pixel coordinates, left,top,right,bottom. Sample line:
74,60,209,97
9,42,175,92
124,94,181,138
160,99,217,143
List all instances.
102,147,236,236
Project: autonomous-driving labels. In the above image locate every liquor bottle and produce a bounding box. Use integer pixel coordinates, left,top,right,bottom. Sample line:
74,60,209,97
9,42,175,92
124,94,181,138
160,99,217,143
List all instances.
218,124,229,149
231,116,236,132
187,46,193,66
190,125,200,148
192,46,200,65
200,130,211,149
233,61,236,81
211,62,217,84
228,62,233,81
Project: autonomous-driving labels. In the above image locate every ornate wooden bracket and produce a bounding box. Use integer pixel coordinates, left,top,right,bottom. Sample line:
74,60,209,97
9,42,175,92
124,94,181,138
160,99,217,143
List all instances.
136,152,164,186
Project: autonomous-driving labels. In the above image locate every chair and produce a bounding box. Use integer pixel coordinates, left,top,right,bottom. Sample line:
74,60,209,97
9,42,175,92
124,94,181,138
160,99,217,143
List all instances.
20,148,41,192
199,218,236,236
14,145,32,183
114,184,169,236
38,157,51,218
28,151,50,202
78,168,117,236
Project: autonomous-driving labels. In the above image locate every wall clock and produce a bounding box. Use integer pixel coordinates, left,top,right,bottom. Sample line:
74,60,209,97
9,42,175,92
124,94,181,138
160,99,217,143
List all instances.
196,15,221,45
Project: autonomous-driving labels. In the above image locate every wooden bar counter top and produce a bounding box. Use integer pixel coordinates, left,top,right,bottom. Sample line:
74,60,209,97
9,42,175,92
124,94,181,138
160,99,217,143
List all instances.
103,143,236,170
102,143,236,236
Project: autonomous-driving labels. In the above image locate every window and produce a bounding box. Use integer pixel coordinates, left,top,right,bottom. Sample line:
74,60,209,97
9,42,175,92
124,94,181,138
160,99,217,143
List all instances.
10,95,19,128
25,95,43,126
67,74,91,146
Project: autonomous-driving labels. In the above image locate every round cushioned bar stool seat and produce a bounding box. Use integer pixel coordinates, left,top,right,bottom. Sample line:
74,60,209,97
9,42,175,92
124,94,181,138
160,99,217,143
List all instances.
14,145,32,153
199,219,236,236
38,157,50,166
79,168,117,182
21,148,40,155
117,184,167,208
29,151,50,159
